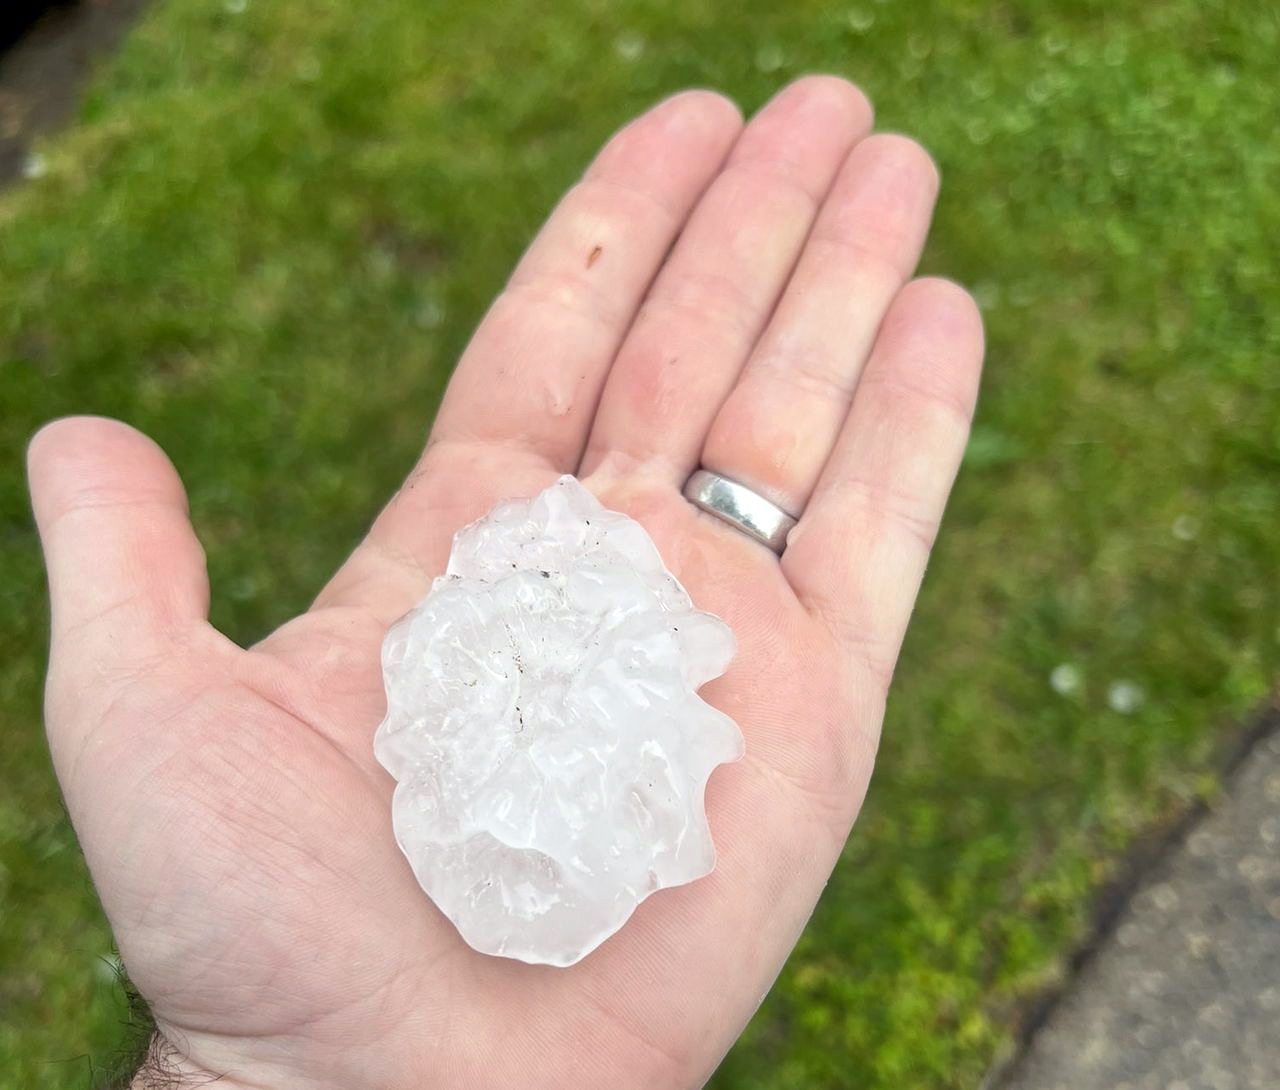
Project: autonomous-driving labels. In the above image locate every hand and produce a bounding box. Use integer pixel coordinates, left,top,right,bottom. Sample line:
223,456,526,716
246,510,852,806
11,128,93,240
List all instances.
29,76,982,1089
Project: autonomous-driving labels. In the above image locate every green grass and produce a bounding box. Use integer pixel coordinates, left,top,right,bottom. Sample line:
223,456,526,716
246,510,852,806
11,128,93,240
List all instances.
2,0,1277,1085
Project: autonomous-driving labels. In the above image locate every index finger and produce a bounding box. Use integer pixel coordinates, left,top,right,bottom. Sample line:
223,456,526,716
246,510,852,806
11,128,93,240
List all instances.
316,92,742,617
430,89,743,470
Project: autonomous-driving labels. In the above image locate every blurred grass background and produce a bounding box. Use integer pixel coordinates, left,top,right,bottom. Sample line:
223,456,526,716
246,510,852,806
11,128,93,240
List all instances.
1,0,1277,1086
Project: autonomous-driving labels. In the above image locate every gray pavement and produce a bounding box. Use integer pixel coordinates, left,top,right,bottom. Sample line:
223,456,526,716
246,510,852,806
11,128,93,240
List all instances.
1005,729,1280,1090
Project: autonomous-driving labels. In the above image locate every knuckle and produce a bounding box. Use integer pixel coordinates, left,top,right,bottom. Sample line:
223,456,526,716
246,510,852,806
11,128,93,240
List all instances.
718,153,826,211
640,267,760,342
860,364,977,435
751,342,853,403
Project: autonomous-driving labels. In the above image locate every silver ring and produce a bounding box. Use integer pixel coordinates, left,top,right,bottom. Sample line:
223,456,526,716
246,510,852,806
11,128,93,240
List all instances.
682,469,798,555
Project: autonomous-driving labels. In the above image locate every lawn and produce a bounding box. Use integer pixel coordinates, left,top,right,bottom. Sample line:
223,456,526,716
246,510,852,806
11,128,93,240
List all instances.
1,0,1277,1086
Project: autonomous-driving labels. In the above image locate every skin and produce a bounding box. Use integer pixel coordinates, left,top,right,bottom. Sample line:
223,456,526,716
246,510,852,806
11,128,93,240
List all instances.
28,76,983,1089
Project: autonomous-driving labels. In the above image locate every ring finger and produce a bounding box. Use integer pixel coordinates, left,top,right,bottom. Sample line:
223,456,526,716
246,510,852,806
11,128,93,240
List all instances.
700,133,940,518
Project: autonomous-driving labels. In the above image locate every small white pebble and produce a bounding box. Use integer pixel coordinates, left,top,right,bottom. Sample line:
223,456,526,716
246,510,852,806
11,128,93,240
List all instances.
1237,854,1269,884
1107,680,1145,714
754,44,785,73
613,33,644,61
971,281,1001,311
1187,931,1213,958
1187,829,1214,857
1050,662,1081,695
21,152,47,180
1150,882,1179,911
228,574,259,602
416,297,446,329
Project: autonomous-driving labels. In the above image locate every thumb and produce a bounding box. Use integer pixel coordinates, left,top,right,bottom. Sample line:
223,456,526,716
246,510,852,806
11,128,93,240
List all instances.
28,416,212,778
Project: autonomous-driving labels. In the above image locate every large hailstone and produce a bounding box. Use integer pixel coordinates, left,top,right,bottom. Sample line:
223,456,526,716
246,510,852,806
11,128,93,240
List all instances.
374,475,743,967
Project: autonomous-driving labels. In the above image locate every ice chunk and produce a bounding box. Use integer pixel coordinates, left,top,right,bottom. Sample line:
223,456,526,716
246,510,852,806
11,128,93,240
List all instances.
375,476,742,966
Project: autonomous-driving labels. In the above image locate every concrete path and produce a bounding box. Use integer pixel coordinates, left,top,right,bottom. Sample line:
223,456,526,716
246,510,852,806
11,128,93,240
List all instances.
1005,729,1280,1090
0,0,149,183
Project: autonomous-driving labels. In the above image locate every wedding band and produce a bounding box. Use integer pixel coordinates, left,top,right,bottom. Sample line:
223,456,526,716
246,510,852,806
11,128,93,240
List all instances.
682,469,798,555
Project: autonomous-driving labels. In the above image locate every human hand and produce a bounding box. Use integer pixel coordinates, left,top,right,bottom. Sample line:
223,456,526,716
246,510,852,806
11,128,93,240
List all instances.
29,76,982,1089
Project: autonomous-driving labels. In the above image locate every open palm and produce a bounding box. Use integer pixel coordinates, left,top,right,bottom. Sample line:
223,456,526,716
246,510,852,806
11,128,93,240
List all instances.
29,77,982,1089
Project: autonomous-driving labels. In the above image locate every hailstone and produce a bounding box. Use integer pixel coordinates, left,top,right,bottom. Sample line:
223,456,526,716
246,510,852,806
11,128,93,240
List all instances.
374,475,743,966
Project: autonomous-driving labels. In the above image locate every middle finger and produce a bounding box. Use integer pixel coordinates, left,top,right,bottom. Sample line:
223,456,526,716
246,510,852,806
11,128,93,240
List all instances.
581,76,874,487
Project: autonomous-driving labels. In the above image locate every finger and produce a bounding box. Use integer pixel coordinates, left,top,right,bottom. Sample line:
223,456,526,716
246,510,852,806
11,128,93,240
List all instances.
429,89,743,471
782,278,984,687
315,93,742,619
582,75,873,485
27,416,213,770
702,134,939,516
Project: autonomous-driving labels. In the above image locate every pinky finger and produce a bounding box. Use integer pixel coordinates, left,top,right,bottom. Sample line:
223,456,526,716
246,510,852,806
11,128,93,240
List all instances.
782,277,984,688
